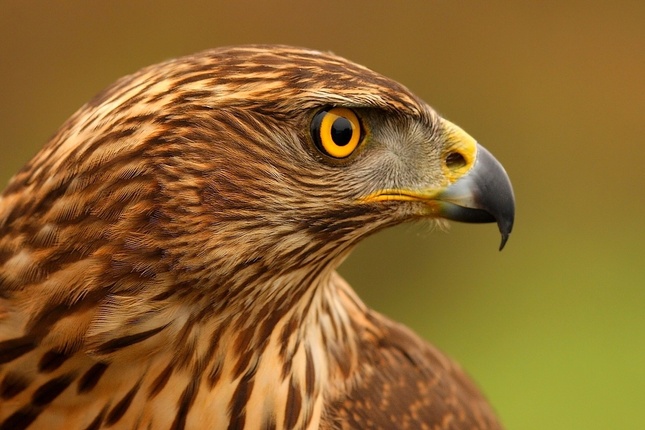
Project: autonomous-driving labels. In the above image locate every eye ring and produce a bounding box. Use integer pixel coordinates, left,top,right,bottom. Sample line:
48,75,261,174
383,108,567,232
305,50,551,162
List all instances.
311,107,362,159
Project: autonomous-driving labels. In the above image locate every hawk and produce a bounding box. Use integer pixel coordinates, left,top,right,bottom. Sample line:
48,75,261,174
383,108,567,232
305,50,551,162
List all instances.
0,45,514,429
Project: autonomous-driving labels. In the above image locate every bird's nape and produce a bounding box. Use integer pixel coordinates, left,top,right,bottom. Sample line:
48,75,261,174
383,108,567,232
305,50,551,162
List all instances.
0,45,512,429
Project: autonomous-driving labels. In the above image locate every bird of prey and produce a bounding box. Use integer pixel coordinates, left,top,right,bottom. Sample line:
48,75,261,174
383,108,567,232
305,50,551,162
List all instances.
0,45,514,429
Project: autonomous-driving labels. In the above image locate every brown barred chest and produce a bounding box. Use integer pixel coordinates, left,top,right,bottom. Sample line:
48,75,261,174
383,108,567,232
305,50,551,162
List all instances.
0,274,363,430
0,328,323,430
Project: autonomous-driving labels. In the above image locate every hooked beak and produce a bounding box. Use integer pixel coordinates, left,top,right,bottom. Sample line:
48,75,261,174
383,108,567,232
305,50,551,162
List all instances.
435,142,515,250
362,119,515,250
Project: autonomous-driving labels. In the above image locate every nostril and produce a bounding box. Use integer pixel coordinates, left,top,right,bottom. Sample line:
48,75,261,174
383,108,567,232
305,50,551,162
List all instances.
445,151,467,170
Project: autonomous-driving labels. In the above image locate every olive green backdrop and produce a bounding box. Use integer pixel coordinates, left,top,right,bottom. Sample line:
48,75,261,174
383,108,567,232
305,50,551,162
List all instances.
1,1,643,428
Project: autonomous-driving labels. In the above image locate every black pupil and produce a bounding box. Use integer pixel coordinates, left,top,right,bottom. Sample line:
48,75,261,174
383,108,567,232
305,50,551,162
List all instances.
331,117,353,146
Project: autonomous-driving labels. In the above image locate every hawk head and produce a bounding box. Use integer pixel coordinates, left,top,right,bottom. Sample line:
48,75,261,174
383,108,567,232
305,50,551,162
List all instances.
0,45,513,429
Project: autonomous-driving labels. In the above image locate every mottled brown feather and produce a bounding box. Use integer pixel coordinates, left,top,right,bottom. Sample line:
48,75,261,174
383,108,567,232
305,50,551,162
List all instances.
323,284,500,429
0,45,503,429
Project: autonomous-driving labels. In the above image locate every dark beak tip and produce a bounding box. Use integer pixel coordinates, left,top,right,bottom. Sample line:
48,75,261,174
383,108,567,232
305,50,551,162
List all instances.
477,146,515,252
495,205,514,251
499,232,510,251
495,202,515,251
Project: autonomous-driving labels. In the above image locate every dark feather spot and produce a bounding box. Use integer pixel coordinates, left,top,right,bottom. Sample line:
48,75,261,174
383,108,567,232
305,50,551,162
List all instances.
1,372,30,399
304,348,315,398
77,362,109,394
170,378,200,430
38,349,70,373
228,369,256,430
0,405,40,430
207,359,222,388
0,336,37,364
284,379,302,429
32,373,75,407
148,364,173,398
93,324,168,355
105,381,141,426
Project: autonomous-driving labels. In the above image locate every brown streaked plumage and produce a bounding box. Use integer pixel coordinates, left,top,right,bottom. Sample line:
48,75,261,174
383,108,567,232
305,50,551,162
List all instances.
0,45,514,429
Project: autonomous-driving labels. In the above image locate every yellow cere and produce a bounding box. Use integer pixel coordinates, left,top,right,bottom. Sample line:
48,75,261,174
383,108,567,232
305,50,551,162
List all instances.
440,119,478,182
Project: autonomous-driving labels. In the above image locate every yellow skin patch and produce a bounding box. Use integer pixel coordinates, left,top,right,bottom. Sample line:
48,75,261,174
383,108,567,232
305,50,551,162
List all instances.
440,119,478,182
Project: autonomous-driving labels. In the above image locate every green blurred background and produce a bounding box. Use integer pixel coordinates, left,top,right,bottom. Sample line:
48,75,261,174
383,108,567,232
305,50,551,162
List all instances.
1,1,643,428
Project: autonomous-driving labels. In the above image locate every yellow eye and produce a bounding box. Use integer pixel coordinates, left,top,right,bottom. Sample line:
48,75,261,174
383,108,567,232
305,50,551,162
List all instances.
311,108,362,159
